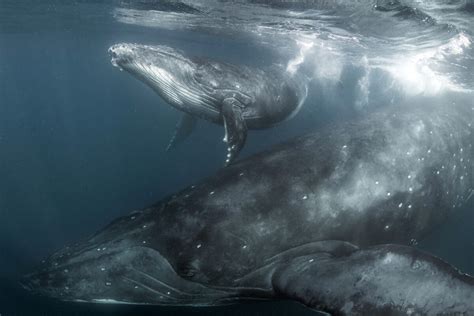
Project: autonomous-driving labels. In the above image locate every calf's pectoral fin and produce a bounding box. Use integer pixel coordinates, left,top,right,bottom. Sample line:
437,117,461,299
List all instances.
272,244,474,316
166,113,197,151
222,98,247,166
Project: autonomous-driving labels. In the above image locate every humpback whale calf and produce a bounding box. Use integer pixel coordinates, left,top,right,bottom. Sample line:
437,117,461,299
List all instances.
109,43,308,165
23,99,473,315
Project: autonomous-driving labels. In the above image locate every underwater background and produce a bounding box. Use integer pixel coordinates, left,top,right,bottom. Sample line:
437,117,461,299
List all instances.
0,0,473,315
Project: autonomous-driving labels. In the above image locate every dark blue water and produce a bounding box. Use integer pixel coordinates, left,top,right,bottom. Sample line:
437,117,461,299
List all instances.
0,1,473,315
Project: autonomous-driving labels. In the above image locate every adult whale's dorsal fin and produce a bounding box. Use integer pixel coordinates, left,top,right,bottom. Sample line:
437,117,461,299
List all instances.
272,244,474,315
166,113,197,151
222,98,247,166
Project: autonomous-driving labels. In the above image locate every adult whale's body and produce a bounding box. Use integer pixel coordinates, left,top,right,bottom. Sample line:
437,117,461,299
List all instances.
24,100,473,315
109,43,307,165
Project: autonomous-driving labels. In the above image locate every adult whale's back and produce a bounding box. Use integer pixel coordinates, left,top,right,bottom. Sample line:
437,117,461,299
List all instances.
152,100,472,282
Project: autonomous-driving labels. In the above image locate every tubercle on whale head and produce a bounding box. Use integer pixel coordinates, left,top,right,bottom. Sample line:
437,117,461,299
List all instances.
108,43,135,70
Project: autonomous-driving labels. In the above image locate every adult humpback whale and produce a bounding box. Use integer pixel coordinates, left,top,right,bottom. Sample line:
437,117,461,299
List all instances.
23,99,473,315
109,43,308,165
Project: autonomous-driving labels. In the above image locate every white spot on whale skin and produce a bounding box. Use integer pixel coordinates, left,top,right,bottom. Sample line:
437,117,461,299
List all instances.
342,301,354,314
382,253,395,264
302,195,308,200
412,260,422,270
196,244,202,249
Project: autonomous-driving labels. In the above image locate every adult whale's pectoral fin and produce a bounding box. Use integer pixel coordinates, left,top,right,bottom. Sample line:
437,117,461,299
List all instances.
166,113,197,151
222,98,247,166
272,244,474,316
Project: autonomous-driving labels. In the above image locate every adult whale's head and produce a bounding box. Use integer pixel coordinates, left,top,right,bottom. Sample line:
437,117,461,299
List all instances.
20,205,244,305
109,43,218,119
